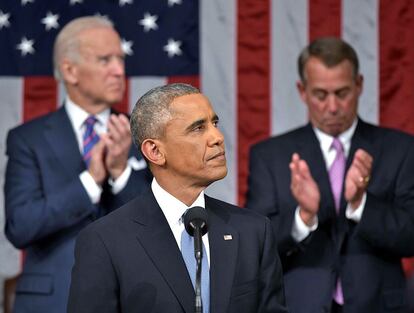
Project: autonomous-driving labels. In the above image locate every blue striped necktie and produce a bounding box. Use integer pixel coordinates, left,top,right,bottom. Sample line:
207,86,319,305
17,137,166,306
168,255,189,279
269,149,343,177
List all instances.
82,116,100,167
181,228,210,313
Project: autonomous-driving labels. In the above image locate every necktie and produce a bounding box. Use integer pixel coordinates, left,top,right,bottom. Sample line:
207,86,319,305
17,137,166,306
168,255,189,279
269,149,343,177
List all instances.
329,138,345,213
329,137,345,305
82,116,100,167
181,228,210,313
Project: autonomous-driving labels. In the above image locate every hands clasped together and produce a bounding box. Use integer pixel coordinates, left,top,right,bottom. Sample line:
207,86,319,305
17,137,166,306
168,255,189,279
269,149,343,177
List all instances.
88,114,132,185
290,149,373,225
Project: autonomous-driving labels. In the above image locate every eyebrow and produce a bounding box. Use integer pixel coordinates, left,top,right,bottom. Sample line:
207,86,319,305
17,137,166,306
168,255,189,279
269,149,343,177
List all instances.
185,114,219,132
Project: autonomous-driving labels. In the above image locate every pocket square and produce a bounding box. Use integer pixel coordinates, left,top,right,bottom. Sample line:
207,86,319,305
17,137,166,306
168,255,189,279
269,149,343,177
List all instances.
223,234,232,240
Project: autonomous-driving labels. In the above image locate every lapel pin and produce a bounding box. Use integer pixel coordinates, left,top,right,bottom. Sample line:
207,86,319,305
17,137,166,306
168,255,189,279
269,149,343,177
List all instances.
223,234,232,241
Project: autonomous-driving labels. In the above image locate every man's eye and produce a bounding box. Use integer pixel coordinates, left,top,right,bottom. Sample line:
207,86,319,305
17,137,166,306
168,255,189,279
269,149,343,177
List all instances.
336,89,349,99
98,56,110,64
314,91,327,101
212,120,219,127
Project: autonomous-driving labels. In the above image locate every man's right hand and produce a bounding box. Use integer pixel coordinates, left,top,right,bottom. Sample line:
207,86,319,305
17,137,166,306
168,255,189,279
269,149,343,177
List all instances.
88,139,108,185
290,153,320,226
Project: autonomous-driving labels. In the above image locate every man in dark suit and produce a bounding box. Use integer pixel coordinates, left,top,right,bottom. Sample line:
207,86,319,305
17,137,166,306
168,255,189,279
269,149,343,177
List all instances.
246,37,414,313
4,16,150,313
67,83,288,313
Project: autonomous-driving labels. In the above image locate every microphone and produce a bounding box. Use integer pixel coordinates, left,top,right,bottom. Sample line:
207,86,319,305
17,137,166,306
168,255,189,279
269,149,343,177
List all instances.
183,206,208,313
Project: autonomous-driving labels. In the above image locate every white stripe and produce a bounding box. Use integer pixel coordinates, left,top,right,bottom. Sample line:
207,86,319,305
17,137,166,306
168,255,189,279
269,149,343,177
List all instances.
201,0,237,205
0,78,22,278
342,0,379,125
271,0,308,135
128,77,167,113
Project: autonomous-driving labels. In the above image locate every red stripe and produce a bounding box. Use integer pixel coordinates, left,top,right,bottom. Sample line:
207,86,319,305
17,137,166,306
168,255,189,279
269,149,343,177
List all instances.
308,0,342,41
113,78,130,114
23,77,57,122
237,0,271,206
379,0,414,135
167,75,200,89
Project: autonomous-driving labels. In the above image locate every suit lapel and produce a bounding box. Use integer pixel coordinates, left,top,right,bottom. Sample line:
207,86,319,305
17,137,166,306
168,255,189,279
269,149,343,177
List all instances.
43,107,85,176
206,198,238,313
132,192,195,313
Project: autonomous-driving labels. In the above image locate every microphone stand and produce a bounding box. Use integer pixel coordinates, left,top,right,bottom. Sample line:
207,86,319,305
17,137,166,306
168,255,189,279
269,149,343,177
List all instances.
193,224,203,313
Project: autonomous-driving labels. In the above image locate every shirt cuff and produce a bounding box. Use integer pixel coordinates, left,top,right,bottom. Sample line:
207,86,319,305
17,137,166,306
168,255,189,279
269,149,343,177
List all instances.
345,192,367,222
291,206,318,242
79,171,102,204
108,165,132,194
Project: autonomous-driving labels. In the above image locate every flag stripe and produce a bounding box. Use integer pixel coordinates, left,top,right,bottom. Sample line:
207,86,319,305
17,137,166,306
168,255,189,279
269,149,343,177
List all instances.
201,0,237,204
23,77,57,122
379,0,414,135
309,0,342,40
237,0,271,205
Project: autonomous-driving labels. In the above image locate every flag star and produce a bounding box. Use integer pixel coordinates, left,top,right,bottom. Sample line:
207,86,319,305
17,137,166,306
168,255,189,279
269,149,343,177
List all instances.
139,13,158,32
41,12,59,31
168,0,182,7
0,11,11,29
121,39,133,56
163,38,182,58
70,0,83,5
119,0,133,6
16,37,35,56
21,0,34,5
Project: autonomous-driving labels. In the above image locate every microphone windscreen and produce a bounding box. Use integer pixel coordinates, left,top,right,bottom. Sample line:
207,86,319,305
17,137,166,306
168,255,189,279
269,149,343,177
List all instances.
183,206,208,237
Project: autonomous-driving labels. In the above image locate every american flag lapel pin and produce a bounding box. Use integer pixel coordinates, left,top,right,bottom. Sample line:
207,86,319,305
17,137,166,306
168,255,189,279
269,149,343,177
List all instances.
223,234,232,241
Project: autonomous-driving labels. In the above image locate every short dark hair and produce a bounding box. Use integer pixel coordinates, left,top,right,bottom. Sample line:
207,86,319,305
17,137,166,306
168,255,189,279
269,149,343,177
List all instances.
130,83,200,149
298,37,359,83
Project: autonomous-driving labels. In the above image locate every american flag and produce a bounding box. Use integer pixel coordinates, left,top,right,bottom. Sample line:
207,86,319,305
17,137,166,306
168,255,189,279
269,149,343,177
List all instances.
0,0,413,283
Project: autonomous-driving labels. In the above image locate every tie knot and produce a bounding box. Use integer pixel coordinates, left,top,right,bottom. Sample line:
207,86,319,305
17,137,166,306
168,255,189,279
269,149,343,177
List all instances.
331,138,343,152
85,116,97,127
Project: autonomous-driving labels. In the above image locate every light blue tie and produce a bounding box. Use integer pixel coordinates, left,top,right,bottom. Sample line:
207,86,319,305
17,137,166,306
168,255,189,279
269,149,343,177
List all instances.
181,229,210,313
82,116,100,167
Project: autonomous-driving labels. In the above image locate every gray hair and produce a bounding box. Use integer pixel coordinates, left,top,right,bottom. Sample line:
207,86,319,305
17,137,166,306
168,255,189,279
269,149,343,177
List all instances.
298,37,359,83
53,16,114,80
130,83,200,148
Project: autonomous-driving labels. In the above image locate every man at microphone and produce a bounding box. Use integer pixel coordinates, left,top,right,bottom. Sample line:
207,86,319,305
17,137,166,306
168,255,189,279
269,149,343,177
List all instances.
67,83,288,313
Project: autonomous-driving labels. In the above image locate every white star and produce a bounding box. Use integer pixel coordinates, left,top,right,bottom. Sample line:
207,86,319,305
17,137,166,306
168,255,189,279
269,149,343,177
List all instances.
139,13,158,32
119,0,133,6
0,11,11,29
163,38,182,58
21,0,34,5
121,39,133,56
70,0,83,5
41,12,59,31
168,0,182,7
16,37,35,56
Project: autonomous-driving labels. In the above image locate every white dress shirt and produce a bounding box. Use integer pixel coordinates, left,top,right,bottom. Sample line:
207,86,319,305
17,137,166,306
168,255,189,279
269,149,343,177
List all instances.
65,97,132,204
151,178,210,266
292,119,366,242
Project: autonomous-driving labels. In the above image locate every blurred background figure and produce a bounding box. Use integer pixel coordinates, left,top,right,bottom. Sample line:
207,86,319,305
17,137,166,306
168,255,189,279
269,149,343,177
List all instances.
246,37,414,313
3,16,150,313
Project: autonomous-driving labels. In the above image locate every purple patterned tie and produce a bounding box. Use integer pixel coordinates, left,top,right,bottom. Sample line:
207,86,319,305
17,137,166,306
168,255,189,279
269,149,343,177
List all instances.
82,116,100,167
329,137,345,305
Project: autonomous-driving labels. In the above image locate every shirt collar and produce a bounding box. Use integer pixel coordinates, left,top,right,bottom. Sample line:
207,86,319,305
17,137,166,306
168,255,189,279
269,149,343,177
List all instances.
313,118,358,157
64,96,111,131
151,178,205,227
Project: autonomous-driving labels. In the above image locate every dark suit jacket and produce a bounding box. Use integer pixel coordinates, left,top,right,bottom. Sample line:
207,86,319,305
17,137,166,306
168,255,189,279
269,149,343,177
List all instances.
67,191,288,313
4,106,151,313
246,119,414,313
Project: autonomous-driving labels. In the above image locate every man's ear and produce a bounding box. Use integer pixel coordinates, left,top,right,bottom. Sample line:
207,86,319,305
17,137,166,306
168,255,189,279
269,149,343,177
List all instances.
296,80,307,103
60,59,78,85
141,139,166,166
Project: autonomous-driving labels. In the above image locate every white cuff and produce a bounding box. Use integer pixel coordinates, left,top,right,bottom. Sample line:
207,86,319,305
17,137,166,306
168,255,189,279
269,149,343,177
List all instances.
346,192,366,222
291,206,318,242
79,171,102,204
108,165,132,194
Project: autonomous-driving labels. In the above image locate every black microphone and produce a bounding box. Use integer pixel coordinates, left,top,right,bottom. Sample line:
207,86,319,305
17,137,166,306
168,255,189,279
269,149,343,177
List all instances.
183,206,208,313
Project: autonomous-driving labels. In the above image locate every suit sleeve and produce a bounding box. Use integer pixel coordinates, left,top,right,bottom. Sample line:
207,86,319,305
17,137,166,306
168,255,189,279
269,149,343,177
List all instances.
246,145,299,257
356,141,414,256
4,128,98,249
67,228,119,313
257,218,289,313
